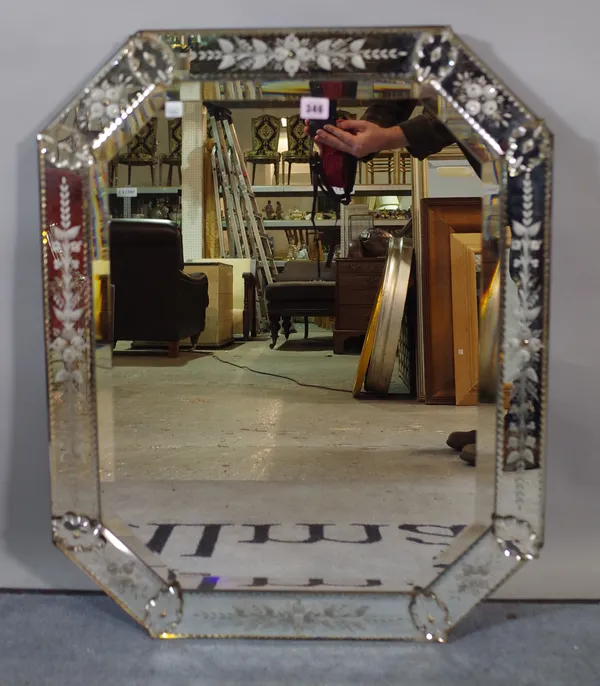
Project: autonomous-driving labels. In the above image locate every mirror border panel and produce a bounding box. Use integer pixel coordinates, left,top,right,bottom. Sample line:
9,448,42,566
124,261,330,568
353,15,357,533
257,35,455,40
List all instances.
39,26,552,641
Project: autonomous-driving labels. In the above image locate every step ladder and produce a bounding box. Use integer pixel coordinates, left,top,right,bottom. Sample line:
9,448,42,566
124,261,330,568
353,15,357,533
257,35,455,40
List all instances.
208,105,278,324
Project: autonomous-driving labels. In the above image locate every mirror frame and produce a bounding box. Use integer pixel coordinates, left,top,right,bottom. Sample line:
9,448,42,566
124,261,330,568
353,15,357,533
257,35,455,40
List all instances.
38,26,552,641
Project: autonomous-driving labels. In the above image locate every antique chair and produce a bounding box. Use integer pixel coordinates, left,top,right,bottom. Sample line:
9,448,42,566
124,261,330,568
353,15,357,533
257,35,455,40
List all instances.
265,260,336,349
281,114,312,185
112,118,159,186
109,218,209,357
159,118,182,186
363,152,395,184
244,114,281,185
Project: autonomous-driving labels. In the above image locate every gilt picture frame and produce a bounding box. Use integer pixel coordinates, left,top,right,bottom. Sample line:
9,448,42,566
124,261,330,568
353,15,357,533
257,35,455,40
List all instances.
39,26,552,641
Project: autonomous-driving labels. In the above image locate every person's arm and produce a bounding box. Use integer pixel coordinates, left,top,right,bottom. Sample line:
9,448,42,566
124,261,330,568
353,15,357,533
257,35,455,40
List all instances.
361,101,455,161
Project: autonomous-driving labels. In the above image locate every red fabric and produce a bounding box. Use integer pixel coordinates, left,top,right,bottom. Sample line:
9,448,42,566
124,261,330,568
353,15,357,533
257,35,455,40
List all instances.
319,82,347,188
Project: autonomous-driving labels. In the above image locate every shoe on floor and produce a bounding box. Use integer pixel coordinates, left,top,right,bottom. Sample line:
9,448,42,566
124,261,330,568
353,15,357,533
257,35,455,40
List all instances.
459,444,476,466
446,430,476,452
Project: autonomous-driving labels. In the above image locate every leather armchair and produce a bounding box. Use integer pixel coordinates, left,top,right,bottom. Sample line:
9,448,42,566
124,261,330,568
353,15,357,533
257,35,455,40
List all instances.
109,219,209,357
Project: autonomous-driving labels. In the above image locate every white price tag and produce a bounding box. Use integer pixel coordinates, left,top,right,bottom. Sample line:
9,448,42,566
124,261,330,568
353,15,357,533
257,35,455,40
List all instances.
116,187,138,198
299,96,330,121
165,100,184,119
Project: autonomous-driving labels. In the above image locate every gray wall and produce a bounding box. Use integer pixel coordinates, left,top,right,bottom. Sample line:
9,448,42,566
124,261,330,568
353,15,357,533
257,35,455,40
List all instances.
1,1,598,598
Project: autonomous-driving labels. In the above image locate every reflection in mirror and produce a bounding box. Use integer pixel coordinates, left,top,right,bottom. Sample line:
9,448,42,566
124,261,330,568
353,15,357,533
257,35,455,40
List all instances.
41,29,551,638
90,64,497,593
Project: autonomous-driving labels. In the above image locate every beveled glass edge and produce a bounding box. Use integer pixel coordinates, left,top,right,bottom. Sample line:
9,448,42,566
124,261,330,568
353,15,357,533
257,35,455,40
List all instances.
37,26,552,641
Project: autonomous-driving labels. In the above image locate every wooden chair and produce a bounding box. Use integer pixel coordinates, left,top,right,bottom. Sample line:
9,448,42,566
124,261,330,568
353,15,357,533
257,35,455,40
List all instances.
244,114,281,185
112,119,158,186
159,118,182,186
281,114,312,184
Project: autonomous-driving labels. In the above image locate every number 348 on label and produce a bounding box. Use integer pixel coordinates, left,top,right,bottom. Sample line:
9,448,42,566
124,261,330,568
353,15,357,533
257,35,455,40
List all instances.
299,96,330,121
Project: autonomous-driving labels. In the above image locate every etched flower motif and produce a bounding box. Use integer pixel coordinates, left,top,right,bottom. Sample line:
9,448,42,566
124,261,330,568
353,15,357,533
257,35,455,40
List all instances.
87,81,125,122
493,516,539,560
507,121,550,175
39,130,92,170
78,75,133,133
52,513,104,552
145,585,183,636
453,72,511,127
192,34,399,77
409,588,450,642
126,36,175,86
413,30,458,83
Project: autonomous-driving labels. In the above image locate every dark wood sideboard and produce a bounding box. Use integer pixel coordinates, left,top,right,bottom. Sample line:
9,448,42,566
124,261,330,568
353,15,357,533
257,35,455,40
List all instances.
333,257,386,354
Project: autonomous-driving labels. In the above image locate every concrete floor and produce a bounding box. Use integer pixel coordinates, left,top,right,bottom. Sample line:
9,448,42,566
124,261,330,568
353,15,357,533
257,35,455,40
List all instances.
96,331,533,591
1,593,599,686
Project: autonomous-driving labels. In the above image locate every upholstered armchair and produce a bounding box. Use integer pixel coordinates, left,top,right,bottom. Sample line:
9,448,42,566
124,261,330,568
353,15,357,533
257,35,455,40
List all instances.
281,114,312,185
109,218,209,357
112,118,159,186
244,114,281,185
265,260,336,349
159,118,182,186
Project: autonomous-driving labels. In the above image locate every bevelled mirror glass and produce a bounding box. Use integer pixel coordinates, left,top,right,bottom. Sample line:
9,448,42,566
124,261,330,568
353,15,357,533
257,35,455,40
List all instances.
39,27,552,640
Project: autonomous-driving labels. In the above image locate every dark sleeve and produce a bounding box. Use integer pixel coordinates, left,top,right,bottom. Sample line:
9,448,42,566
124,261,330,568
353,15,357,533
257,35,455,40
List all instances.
361,101,454,161
399,111,456,160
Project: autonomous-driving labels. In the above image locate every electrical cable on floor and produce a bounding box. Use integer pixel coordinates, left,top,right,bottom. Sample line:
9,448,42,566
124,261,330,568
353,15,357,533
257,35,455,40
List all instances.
208,353,352,394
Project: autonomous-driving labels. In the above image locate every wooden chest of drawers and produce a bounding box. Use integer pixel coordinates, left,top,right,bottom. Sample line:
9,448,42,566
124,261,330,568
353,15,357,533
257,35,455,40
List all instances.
334,257,386,354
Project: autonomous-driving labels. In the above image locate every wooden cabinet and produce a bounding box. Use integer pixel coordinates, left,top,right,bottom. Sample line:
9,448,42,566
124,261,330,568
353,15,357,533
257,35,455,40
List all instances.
333,257,386,354
184,262,234,348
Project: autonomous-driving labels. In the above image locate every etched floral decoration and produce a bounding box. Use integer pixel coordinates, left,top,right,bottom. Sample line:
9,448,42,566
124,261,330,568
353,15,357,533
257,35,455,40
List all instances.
494,516,539,560
413,30,458,83
190,34,407,77
126,36,176,86
453,71,511,128
507,121,551,176
198,600,384,633
76,74,135,133
39,130,92,171
52,513,104,552
505,172,543,473
409,588,451,642
144,585,183,636
48,177,88,393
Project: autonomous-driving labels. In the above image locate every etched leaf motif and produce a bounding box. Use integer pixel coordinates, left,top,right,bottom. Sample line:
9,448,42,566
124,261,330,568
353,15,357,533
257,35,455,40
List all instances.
252,54,269,69
512,220,541,238
351,55,367,70
218,55,236,70
316,39,332,53
316,54,332,71
252,38,269,54
350,38,366,52
203,601,389,632
53,226,81,241
218,38,235,54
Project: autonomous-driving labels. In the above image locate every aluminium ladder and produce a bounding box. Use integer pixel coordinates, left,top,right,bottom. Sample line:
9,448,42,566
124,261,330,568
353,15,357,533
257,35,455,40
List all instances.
208,105,278,323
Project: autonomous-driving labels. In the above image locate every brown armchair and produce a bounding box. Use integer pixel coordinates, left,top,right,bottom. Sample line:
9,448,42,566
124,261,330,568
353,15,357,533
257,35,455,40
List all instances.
109,218,209,357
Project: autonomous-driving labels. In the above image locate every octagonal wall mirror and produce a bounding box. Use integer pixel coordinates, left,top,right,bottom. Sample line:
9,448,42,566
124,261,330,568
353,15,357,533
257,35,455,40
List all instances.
39,27,552,640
